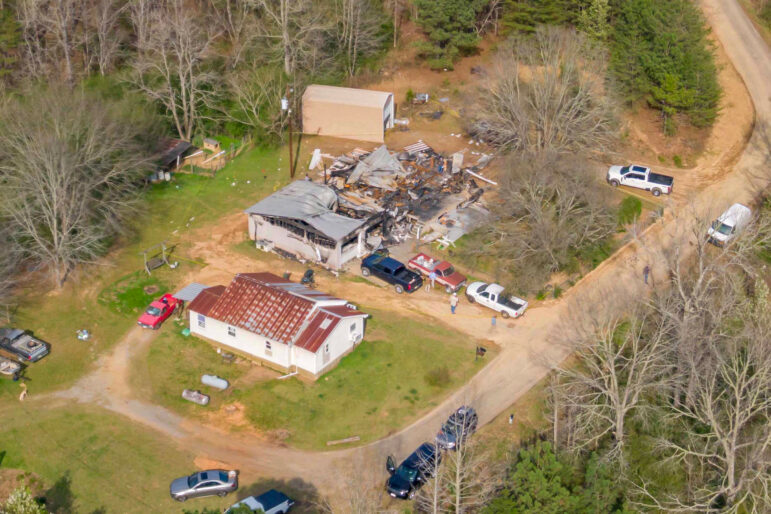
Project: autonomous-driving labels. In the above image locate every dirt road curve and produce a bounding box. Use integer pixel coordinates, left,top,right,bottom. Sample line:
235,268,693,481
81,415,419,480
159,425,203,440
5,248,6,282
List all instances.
47,0,771,502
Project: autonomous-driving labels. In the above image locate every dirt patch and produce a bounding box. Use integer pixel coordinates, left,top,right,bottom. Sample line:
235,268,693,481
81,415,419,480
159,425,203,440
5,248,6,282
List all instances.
0,469,45,501
193,456,233,470
231,364,279,388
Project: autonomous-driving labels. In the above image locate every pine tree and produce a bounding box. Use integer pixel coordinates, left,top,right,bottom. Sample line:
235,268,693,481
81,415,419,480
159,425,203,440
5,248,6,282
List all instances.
413,0,488,70
577,0,610,41
501,0,583,34
609,0,721,132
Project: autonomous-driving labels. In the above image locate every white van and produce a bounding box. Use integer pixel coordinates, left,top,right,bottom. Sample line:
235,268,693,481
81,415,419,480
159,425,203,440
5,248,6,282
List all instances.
707,203,752,246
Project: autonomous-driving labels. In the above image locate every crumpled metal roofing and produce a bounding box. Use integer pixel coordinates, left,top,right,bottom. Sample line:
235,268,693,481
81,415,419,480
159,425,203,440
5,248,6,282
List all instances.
244,180,367,242
347,145,408,190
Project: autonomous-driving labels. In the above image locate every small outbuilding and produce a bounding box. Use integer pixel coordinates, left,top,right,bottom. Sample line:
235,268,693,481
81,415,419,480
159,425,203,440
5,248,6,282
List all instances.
302,85,395,143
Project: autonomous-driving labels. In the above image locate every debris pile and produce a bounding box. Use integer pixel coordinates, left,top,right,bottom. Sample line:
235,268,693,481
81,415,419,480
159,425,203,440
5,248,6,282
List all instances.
315,140,494,247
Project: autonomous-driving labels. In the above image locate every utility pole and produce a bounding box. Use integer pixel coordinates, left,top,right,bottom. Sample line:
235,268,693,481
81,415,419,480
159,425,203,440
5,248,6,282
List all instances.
282,86,297,178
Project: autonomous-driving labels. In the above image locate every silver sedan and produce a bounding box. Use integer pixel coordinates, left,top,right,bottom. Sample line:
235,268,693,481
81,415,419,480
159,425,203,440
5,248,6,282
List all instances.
169,469,238,502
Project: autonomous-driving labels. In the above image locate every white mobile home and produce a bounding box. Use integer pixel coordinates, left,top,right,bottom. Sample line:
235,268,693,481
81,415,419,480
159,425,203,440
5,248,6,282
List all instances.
187,272,367,379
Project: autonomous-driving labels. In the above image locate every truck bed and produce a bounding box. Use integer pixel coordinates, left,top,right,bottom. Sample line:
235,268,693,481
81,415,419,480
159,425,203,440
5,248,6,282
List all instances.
649,172,674,186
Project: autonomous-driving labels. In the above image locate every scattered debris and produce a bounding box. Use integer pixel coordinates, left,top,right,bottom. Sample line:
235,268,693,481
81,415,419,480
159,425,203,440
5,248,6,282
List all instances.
327,436,361,446
76,329,91,341
412,93,430,104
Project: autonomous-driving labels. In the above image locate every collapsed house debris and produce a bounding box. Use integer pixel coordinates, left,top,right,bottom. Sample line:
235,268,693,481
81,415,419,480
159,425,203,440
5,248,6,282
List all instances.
245,140,495,269
318,140,494,247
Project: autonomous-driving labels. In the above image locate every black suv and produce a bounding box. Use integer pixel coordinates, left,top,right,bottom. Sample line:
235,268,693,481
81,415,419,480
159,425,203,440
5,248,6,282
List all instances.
435,406,479,450
361,253,423,294
385,443,441,499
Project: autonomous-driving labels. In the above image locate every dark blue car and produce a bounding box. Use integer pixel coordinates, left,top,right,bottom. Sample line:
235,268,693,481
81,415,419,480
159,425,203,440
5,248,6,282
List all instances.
361,253,423,294
386,443,441,499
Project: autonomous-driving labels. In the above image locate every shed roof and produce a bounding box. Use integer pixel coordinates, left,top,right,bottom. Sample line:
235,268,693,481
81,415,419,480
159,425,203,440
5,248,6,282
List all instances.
174,282,210,302
187,285,226,316
244,181,367,242
303,85,392,109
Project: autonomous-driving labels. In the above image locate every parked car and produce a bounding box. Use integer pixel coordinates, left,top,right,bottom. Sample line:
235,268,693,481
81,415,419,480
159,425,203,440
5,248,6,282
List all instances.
137,293,180,329
436,406,479,450
386,443,442,499
169,469,238,502
0,328,50,362
465,282,528,319
226,489,295,514
361,253,423,294
606,164,673,196
0,355,21,377
708,203,752,247
407,253,467,293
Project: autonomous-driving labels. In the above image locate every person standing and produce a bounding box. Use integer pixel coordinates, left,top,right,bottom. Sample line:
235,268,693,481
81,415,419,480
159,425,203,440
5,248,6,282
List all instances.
450,292,459,314
643,265,651,285
428,270,438,291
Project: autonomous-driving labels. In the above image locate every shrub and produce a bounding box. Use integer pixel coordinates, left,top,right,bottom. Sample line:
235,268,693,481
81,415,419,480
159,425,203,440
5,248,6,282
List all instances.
618,196,643,225
424,366,451,387
672,154,683,168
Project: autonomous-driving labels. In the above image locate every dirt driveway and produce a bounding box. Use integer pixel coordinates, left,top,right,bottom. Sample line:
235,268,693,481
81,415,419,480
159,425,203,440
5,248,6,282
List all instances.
30,0,771,504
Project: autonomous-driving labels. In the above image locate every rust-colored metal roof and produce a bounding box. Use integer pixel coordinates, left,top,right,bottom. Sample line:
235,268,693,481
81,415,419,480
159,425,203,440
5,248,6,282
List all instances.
187,285,225,316
196,273,367,351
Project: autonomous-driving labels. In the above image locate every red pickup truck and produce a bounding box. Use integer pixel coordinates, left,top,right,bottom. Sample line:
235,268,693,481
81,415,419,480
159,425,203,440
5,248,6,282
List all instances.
137,293,180,329
407,253,467,293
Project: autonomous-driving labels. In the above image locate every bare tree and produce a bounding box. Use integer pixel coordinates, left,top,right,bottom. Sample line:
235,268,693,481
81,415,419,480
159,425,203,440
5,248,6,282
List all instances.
88,0,126,75
130,0,218,140
475,0,502,36
0,223,20,315
383,0,405,48
319,453,392,513
635,311,771,512
209,0,259,69
249,0,330,76
128,0,156,54
554,309,672,461
462,152,616,293
0,87,157,287
334,0,384,77
17,0,82,82
471,26,617,154
207,64,286,138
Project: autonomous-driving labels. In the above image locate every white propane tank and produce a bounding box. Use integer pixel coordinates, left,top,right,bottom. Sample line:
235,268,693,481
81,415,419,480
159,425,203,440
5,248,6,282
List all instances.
201,374,229,390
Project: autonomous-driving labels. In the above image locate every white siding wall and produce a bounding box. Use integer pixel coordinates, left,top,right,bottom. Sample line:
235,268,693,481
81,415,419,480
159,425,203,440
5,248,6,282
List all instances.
190,310,291,369
315,317,366,373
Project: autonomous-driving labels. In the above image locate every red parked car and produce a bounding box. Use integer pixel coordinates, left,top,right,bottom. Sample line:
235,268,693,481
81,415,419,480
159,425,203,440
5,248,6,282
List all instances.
137,293,180,330
407,253,467,293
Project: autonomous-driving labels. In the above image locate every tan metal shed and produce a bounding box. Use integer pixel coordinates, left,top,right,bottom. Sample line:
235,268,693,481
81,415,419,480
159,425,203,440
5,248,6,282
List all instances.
301,85,395,143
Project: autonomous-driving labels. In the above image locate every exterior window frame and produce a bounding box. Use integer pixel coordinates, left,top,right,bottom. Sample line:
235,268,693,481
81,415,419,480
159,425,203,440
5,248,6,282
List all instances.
197,313,205,328
227,326,236,337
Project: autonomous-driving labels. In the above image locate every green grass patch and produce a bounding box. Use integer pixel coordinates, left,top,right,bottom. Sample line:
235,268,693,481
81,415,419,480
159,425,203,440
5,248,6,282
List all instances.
98,271,168,316
143,307,492,450
618,196,643,225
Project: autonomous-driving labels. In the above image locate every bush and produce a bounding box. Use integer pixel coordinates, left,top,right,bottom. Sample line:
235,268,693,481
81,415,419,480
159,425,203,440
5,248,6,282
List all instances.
405,88,415,104
617,196,642,225
672,154,683,168
424,366,451,387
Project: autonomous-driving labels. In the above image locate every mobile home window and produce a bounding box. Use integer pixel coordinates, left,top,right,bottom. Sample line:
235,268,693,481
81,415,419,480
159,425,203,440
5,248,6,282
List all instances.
325,343,330,353
197,314,205,328
349,323,356,333
227,326,236,337
265,341,272,351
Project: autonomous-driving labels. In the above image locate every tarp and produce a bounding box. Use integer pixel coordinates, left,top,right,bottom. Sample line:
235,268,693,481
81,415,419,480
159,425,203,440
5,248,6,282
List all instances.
244,181,367,242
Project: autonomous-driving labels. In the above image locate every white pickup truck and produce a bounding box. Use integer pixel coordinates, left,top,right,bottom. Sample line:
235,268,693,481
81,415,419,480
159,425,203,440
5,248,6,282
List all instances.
465,282,528,319
606,164,674,197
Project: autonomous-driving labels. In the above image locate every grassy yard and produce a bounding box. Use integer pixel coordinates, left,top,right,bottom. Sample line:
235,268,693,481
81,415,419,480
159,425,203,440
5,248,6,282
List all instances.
140,307,494,450
0,404,321,513
0,146,287,399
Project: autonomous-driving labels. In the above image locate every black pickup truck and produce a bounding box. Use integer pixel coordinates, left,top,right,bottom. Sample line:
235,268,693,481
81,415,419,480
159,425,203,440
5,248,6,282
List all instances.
361,253,423,294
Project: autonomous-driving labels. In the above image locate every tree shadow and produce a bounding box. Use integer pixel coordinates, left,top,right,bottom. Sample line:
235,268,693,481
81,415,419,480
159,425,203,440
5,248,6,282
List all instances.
0,450,6,467
41,471,74,513
236,476,321,513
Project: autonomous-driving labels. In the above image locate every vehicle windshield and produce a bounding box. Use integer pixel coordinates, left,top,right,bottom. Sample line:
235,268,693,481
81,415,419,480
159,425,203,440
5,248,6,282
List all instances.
145,306,161,316
188,474,201,488
712,220,733,236
620,166,630,174
442,266,455,277
477,284,488,293
396,466,418,482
